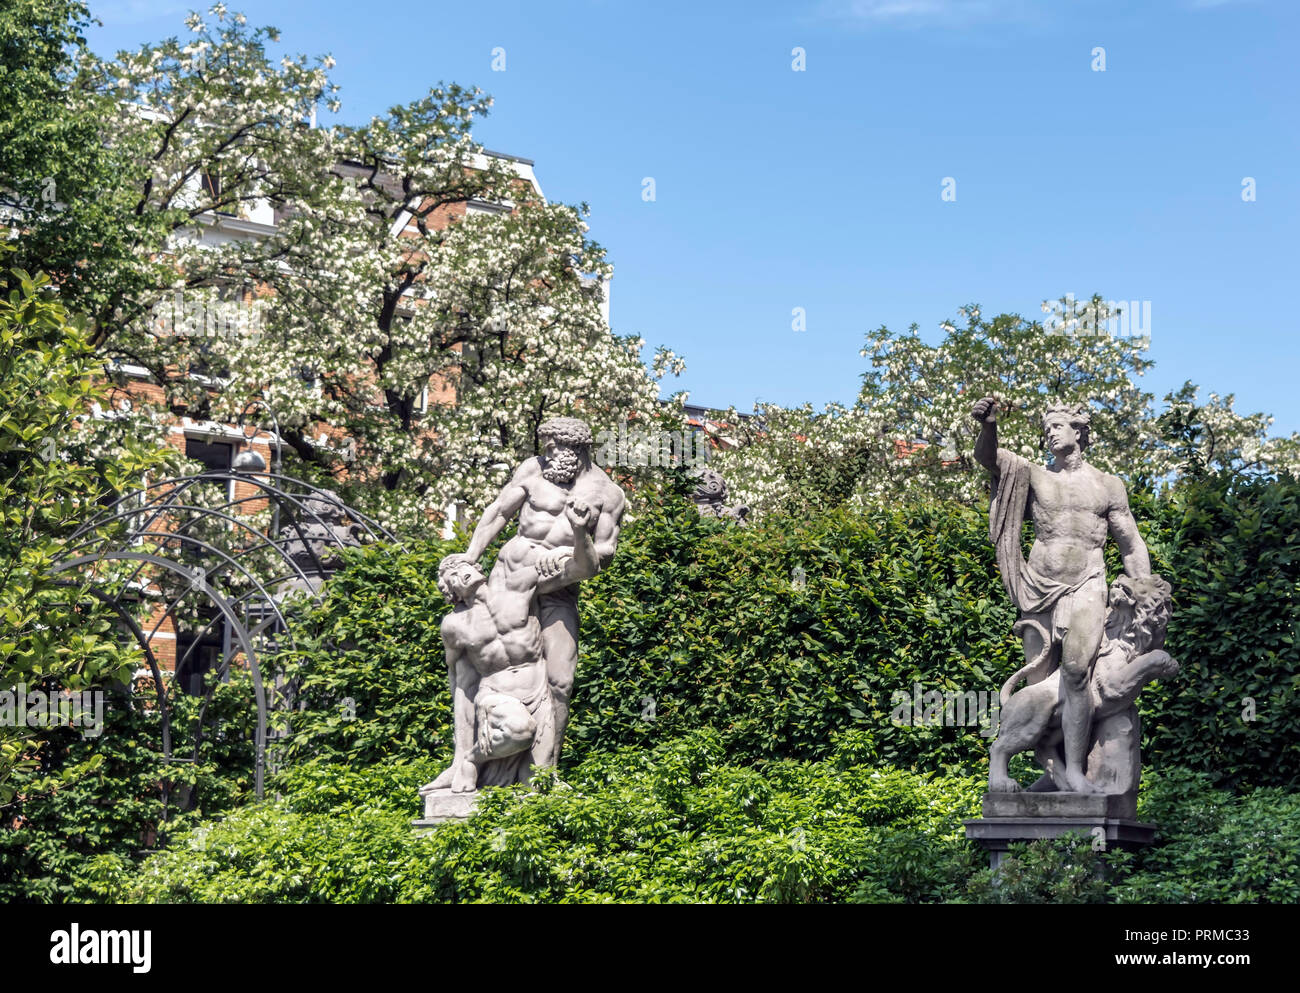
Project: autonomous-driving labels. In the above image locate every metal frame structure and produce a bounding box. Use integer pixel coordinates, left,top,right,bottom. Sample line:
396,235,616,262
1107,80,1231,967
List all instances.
51,471,399,799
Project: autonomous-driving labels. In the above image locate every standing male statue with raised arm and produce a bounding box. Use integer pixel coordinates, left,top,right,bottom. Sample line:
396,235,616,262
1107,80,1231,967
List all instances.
446,415,625,768
971,396,1151,793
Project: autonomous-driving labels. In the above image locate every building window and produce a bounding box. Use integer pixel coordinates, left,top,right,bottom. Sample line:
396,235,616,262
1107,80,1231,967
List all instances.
175,629,223,696
201,169,235,216
185,436,236,503
185,437,233,473
201,170,221,200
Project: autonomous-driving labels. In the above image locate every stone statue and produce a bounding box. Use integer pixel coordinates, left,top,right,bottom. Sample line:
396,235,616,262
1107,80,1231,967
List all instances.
690,467,750,523
443,416,625,768
275,488,364,596
971,396,1176,796
419,496,601,802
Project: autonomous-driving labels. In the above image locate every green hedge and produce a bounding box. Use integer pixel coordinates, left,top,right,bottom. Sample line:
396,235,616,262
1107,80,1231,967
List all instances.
86,736,1300,904
1138,475,1300,790
273,541,459,770
566,495,1014,774
272,494,1020,776
277,471,1300,789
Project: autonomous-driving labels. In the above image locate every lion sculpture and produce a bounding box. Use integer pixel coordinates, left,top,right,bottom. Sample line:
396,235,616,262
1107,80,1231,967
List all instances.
989,573,1178,795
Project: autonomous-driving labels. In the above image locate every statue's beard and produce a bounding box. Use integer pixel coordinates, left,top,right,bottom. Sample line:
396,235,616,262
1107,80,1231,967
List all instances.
541,446,583,484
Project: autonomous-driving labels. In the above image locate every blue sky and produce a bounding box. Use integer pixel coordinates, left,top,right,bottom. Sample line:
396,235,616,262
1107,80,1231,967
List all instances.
88,0,1299,435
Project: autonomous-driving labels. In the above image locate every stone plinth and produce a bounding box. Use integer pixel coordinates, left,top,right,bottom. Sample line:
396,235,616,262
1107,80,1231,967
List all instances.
981,790,1137,820
412,788,478,829
965,791,1156,870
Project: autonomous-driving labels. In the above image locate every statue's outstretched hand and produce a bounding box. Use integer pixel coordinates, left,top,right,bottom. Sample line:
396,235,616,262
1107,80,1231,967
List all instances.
971,396,998,424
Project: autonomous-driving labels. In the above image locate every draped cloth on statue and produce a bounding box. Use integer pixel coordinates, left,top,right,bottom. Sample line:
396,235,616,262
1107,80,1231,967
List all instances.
473,660,556,788
989,448,1103,640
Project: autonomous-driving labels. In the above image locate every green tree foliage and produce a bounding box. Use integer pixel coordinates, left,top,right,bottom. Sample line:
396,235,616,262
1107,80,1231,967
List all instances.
0,1,99,237
0,259,169,801
712,302,1300,518
0,0,157,344
3,3,684,533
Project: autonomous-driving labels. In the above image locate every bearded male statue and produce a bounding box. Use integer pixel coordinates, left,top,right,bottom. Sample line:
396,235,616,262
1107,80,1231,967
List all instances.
443,416,625,769
420,496,602,804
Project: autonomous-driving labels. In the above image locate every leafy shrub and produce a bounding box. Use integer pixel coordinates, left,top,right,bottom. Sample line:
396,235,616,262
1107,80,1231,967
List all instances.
849,831,981,904
964,834,1112,904
98,731,985,904
1,260,173,801
272,755,444,816
1111,768,1300,904
961,770,1300,905
91,744,1300,904
0,669,257,902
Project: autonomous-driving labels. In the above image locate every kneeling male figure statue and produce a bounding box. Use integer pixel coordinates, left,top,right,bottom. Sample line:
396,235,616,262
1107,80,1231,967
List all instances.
420,497,600,798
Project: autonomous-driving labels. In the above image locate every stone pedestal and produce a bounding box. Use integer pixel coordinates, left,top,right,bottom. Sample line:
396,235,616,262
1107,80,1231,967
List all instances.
964,792,1156,870
412,788,478,829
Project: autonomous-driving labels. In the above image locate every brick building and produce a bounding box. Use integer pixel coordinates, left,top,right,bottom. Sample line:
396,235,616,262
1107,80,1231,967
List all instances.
88,149,569,687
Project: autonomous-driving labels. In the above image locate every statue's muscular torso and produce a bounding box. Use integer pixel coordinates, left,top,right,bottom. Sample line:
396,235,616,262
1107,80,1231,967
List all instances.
441,591,543,696
496,460,623,575
1019,458,1124,585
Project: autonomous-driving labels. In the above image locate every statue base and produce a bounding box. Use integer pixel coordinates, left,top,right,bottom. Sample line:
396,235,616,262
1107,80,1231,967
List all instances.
412,788,478,828
964,791,1156,870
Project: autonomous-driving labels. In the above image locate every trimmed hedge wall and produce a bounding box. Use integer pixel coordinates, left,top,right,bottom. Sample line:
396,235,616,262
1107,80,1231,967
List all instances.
1139,475,1300,789
278,471,1300,789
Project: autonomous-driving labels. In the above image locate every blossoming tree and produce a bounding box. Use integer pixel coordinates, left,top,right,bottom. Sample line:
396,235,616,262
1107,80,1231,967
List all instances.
13,4,684,534
712,298,1299,518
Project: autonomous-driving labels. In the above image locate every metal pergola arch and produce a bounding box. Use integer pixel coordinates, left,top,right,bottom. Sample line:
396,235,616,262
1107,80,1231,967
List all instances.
51,471,401,801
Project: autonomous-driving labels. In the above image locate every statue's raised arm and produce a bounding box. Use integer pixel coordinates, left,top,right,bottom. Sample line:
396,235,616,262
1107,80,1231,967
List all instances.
970,395,1000,472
